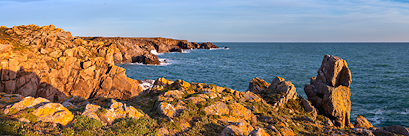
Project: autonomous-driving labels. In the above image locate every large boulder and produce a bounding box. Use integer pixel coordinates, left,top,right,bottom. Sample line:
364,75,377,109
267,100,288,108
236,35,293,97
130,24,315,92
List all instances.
32,103,74,126
354,115,373,128
254,76,297,110
220,122,254,136
247,77,270,92
304,55,353,128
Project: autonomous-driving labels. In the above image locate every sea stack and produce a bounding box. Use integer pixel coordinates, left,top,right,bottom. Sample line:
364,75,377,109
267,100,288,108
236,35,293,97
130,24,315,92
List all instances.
304,55,353,128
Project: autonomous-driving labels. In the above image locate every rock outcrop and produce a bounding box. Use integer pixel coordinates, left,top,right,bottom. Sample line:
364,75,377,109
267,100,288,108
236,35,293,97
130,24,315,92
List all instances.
354,115,373,128
81,37,218,65
81,99,144,125
304,55,353,128
249,76,297,110
3,96,73,126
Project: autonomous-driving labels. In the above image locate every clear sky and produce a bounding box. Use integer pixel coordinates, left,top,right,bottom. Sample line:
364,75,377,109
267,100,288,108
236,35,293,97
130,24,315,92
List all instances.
1,0,409,42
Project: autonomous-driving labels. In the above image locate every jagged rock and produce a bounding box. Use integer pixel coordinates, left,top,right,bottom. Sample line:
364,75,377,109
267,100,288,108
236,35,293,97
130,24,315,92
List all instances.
354,115,373,128
248,77,270,92
172,79,191,89
220,122,254,136
33,103,74,126
242,91,263,102
301,98,318,120
304,55,353,128
249,128,270,136
153,77,173,88
383,125,409,136
255,76,297,110
204,101,229,116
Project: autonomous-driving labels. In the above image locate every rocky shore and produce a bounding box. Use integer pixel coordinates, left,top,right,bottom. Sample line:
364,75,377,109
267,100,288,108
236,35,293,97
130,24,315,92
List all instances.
0,25,408,135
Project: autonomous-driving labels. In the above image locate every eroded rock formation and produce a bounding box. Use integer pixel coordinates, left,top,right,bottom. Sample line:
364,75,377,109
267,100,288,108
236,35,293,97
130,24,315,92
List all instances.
0,24,218,102
304,55,353,128
81,37,218,65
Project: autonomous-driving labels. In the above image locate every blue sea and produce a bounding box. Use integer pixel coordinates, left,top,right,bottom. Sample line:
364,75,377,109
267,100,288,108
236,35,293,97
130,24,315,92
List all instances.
118,43,409,127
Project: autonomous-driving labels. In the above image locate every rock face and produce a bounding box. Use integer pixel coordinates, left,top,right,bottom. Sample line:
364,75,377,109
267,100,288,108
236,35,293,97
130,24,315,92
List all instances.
0,25,144,102
304,55,353,128
80,37,218,65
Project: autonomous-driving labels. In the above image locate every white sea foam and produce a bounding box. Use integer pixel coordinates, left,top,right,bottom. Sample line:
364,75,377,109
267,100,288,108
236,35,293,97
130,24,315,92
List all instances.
181,49,191,53
139,79,155,90
209,47,229,50
151,50,164,55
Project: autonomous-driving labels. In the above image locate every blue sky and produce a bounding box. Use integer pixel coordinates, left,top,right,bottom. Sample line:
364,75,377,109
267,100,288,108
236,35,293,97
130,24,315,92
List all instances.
1,0,409,42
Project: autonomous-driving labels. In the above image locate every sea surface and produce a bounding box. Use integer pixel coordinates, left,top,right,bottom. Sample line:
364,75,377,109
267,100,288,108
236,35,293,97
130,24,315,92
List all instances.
118,43,409,127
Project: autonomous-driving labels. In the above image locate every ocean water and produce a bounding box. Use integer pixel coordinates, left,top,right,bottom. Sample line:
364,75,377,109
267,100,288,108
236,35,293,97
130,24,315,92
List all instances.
118,43,409,127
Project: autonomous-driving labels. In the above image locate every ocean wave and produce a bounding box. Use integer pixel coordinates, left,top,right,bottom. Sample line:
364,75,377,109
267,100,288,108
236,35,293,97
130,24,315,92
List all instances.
151,50,164,55
139,79,155,90
209,47,229,50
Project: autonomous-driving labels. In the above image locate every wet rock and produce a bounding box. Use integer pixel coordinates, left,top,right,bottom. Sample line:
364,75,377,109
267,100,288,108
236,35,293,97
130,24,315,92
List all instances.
354,115,373,128
304,55,353,128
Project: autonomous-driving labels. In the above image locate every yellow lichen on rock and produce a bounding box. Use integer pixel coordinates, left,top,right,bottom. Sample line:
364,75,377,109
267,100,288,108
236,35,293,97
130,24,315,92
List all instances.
33,103,74,126
3,97,50,114
228,102,254,120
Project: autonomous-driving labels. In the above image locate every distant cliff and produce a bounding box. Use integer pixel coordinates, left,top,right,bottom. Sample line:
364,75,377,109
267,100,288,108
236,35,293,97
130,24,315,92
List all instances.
80,37,218,65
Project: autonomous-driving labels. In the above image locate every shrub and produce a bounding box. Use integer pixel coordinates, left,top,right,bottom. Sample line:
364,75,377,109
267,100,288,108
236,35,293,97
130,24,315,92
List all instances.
73,115,104,130
111,116,158,135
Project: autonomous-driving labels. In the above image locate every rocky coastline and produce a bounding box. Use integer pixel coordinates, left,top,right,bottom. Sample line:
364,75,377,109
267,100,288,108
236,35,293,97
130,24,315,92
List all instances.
0,25,408,135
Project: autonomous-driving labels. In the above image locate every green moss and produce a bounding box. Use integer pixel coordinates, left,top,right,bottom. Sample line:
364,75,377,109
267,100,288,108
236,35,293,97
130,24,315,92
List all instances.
73,115,104,130
0,120,23,135
25,113,37,123
111,117,158,135
180,118,223,136
7,108,19,115
24,107,35,113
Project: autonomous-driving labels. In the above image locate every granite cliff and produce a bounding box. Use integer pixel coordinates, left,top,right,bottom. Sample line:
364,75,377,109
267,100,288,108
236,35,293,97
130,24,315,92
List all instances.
0,25,408,135
0,24,217,102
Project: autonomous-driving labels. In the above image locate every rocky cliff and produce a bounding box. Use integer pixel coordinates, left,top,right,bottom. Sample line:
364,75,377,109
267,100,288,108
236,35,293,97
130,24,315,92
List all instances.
0,24,408,136
0,24,217,102
80,37,218,65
